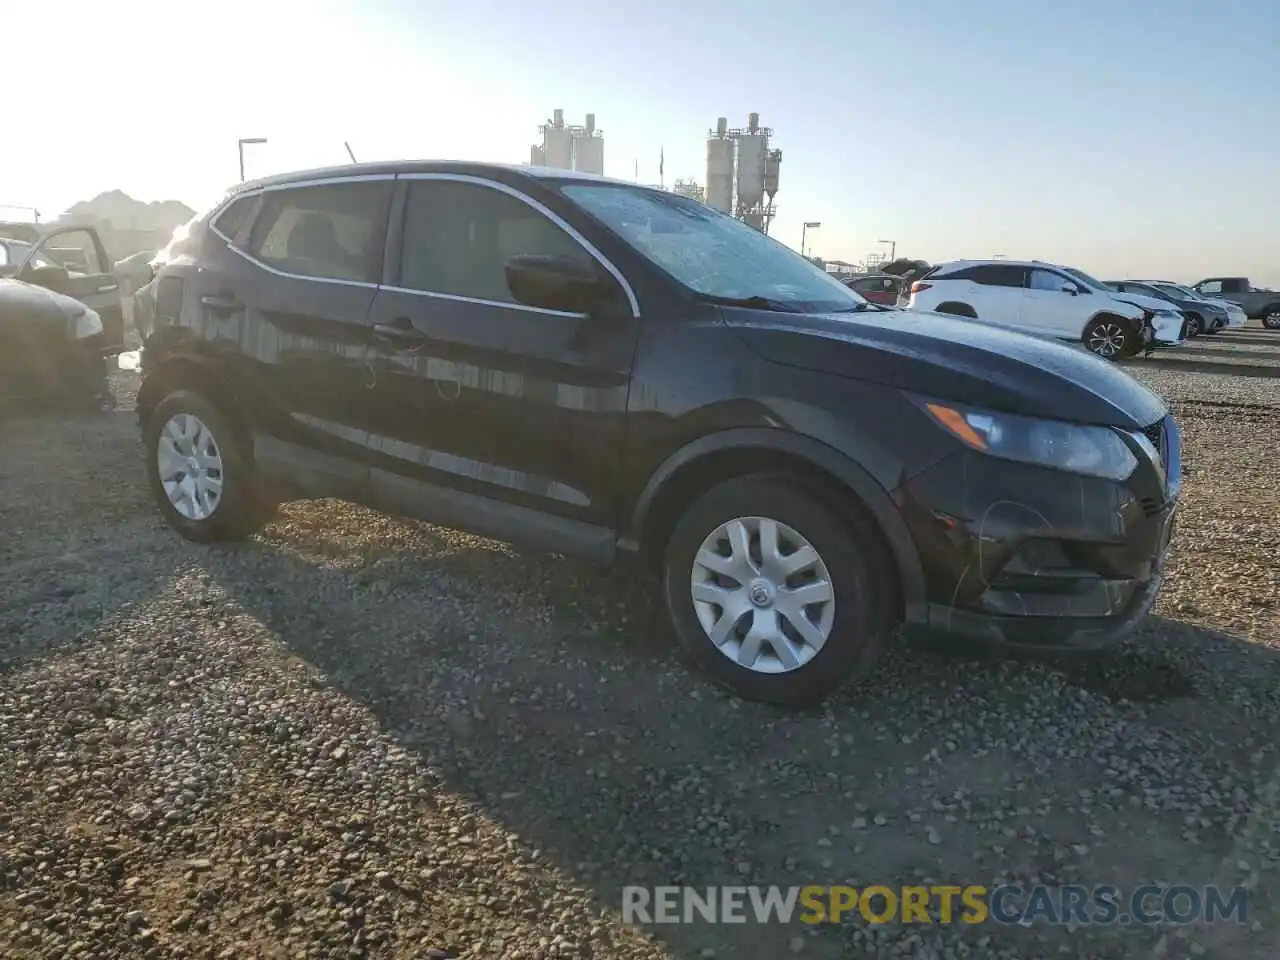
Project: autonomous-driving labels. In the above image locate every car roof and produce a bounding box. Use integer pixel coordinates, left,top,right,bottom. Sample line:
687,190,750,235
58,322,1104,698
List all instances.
233,160,629,196
936,259,1076,271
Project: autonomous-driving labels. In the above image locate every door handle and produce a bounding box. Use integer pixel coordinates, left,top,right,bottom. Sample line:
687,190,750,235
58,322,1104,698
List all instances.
373,318,429,344
200,294,242,312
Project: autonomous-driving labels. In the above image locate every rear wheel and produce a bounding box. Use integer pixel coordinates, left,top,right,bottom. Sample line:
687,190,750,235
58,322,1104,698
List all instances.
144,390,275,541
1084,316,1139,359
1262,306,1280,330
661,475,897,706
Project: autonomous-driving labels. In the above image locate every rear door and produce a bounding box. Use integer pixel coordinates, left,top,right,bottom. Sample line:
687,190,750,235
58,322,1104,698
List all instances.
963,264,1027,329
16,226,125,353
364,173,641,549
194,177,395,501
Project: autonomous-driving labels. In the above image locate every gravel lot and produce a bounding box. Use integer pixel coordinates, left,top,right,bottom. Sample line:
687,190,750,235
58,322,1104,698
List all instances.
2,332,1279,959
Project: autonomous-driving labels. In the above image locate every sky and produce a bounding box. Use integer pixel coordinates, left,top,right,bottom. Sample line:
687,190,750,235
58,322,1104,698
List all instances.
3,0,1277,286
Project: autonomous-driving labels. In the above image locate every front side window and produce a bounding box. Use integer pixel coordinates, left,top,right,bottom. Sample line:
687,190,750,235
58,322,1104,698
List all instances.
1029,269,1071,292
561,183,866,312
1198,280,1222,294
1061,267,1111,293
248,181,390,283
398,180,595,304
34,230,102,275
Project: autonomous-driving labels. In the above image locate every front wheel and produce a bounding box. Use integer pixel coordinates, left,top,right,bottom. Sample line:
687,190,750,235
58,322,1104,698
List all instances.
144,390,275,542
661,475,896,706
1084,317,1140,359
1185,314,1203,338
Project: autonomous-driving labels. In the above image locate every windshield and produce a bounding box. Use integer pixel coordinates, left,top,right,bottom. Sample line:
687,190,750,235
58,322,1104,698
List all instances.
1062,267,1111,293
1152,282,1198,299
560,183,869,312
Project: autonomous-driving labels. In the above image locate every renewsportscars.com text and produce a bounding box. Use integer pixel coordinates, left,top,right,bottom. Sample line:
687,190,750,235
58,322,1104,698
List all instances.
622,884,1249,926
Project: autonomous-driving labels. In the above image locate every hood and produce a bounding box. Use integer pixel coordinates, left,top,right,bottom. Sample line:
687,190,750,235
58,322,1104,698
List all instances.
725,306,1168,429
1107,291,1180,314
0,278,88,325
1183,297,1228,315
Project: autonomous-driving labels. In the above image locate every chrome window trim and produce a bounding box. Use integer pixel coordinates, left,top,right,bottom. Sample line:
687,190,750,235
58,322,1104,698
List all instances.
397,172,641,318
204,170,642,316
378,284,585,319
210,175,393,289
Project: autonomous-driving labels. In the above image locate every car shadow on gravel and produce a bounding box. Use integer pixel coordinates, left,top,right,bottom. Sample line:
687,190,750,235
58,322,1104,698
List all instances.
200,534,1280,960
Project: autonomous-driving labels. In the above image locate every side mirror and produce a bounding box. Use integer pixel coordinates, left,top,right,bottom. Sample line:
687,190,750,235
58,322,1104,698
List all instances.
505,254,606,314
23,263,70,287
1062,282,1081,296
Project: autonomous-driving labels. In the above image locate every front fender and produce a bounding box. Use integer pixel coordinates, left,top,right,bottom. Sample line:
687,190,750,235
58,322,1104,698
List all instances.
625,427,929,623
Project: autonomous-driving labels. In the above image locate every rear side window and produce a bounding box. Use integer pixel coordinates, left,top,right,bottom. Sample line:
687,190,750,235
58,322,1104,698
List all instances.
248,181,392,283
946,264,1025,287
211,196,256,242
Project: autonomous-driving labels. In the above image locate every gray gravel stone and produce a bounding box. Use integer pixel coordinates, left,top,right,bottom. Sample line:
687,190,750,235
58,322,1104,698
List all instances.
0,347,1277,958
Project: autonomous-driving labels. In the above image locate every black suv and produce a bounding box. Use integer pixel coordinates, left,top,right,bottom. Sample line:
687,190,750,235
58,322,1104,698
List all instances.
136,161,1180,706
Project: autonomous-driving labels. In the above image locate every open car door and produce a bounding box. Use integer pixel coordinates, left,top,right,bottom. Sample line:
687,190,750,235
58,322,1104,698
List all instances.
15,226,125,354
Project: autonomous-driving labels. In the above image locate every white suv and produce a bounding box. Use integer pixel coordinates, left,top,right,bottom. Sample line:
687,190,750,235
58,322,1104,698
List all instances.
907,259,1186,359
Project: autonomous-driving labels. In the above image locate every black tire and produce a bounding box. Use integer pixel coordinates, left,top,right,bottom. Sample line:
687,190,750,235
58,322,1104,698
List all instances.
935,302,977,318
1083,315,1140,359
1185,314,1203,338
661,474,897,706
144,389,275,542
1261,307,1280,330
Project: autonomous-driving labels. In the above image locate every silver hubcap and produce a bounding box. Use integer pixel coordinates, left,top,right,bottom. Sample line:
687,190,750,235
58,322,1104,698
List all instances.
1088,323,1126,357
157,413,224,521
691,516,835,674
1265,312,1280,329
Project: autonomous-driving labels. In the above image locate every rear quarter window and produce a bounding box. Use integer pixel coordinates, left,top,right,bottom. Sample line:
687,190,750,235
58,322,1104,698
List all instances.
211,196,257,242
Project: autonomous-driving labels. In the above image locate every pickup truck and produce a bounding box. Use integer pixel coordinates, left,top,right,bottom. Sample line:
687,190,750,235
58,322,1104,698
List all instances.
1191,277,1280,329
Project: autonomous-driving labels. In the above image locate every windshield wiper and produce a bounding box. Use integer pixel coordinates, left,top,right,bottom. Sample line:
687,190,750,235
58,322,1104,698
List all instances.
697,293,803,313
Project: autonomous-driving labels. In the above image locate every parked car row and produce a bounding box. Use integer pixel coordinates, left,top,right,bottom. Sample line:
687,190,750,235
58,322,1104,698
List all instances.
840,259,1263,359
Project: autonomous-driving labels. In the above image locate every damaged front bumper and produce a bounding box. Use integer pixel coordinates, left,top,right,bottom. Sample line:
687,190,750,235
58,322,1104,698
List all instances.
899,414,1180,651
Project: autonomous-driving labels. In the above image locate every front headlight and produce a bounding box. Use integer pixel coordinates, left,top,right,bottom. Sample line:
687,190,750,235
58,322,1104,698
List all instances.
917,399,1139,481
71,308,104,339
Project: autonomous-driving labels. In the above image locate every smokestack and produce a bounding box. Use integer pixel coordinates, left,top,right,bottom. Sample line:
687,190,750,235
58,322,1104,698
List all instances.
553,108,564,128
715,116,728,137
748,112,759,133
585,113,595,135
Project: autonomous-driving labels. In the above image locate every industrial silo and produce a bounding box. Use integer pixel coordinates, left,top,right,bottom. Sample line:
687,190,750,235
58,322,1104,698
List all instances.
543,109,573,170
572,113,604,175
705,117,735,214
736,114,767,215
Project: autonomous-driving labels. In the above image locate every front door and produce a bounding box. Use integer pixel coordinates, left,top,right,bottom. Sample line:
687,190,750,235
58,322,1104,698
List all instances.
1022,267,1087,338
17,226,125,353
365,175,641,551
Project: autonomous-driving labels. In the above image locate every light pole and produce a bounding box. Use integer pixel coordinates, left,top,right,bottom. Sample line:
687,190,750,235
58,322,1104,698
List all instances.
238,137,268,182
801,221,822,258
878,239,896,263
